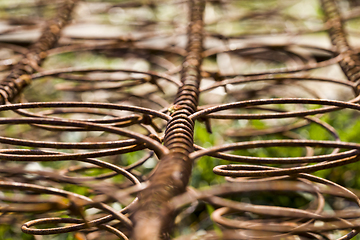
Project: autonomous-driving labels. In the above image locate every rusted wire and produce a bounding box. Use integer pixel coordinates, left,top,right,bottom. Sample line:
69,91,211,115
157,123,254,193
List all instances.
0,0,78,104
1,0,360,240
132,1,205,239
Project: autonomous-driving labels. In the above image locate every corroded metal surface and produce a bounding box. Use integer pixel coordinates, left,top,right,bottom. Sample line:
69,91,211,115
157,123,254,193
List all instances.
132,1,204,239
0,0,360,239
0,0,78,104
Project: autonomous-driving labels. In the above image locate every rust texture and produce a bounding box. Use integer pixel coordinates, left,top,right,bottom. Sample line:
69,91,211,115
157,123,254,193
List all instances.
132,1,205,239
321,0,360,88
1,0,360,240
0,0,77,104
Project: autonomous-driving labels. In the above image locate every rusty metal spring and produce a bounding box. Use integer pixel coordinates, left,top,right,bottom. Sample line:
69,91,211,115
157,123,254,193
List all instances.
1,0,360,239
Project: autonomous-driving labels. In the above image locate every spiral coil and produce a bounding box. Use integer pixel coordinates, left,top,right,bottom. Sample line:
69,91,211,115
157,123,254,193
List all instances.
0,0,360,239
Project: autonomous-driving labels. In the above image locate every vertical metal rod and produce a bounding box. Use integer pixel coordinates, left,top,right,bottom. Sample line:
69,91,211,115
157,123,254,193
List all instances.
0,0,77,104
321,0,360,90
132,0,205,239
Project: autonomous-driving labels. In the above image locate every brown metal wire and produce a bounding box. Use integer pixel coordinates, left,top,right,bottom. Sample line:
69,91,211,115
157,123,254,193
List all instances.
132,1,205,238
1,0,360,239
